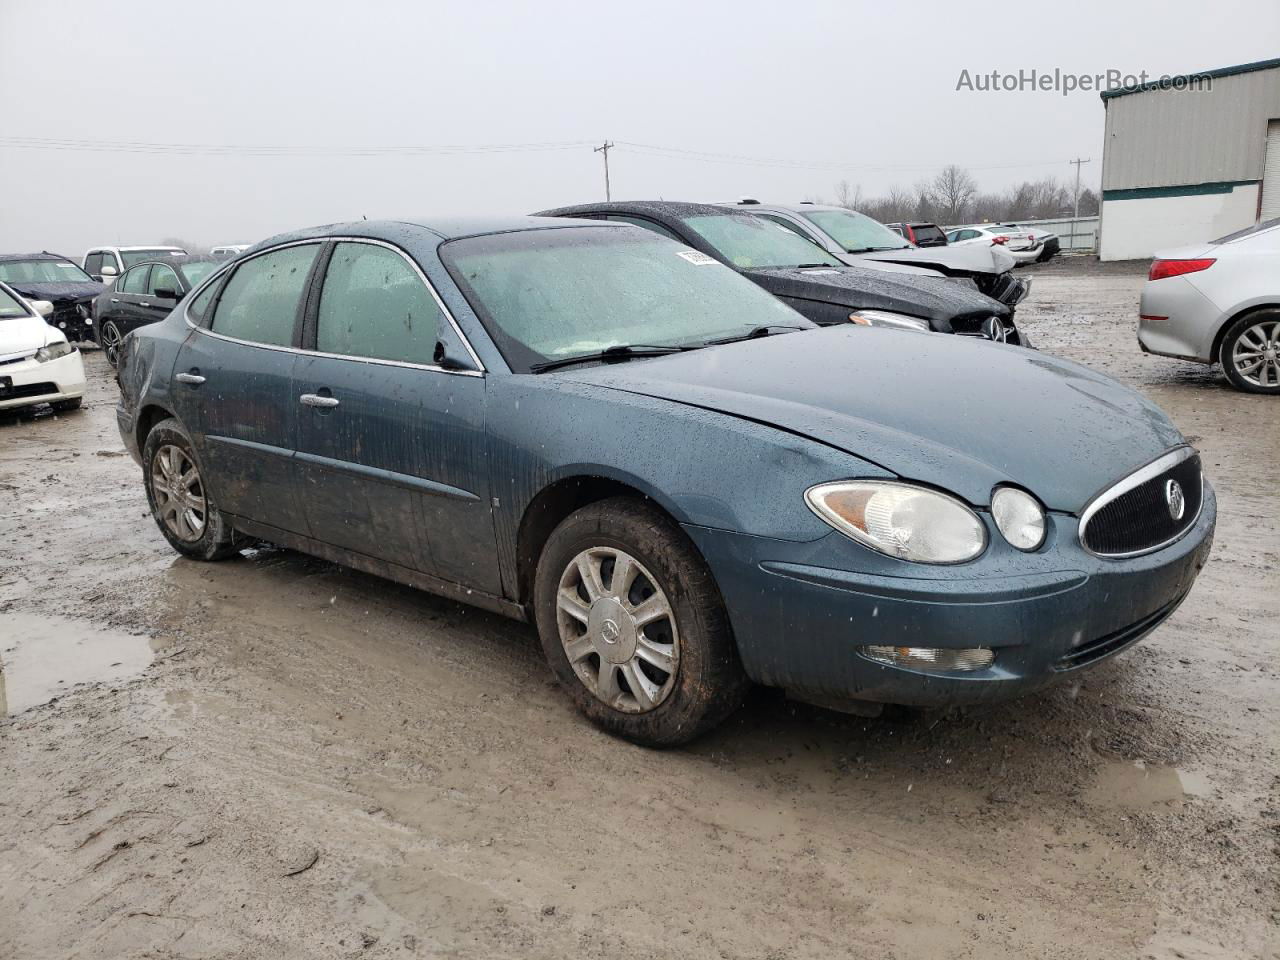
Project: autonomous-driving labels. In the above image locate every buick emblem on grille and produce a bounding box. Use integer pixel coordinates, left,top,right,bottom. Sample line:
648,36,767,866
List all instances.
983,316,1007,343
1165,478,1185,521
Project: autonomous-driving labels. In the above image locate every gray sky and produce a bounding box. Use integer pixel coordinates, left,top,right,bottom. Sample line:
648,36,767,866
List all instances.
3,0,1278,255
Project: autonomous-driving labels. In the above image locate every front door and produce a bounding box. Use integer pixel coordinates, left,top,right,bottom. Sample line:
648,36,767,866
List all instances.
293,240,500,593
171,242,323,536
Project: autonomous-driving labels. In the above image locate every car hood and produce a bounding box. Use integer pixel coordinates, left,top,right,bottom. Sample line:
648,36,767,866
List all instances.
852,243,1016,275
4,280,105,303
0,314,59,360
560,326,1185,512
744,266,1008,324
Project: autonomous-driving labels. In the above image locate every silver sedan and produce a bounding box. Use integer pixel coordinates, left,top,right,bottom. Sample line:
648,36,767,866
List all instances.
1139,218,1280,393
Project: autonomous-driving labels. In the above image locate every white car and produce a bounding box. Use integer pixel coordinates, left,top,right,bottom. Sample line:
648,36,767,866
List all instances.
0,281,87,413
946,225,1042,265
209,244,250,259
83,246,188,288
1139,217,1280,394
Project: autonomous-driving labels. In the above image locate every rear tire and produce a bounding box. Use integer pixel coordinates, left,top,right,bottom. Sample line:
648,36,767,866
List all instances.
100,320,124,368
1218,309,1280,394
533,497,748,747
142,417,244,561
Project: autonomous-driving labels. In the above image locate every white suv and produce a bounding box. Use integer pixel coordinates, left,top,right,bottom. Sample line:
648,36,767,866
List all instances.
83,246,188,287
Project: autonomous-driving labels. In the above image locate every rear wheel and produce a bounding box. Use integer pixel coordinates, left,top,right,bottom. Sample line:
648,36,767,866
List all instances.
1219,309,1280,394
100,320,124,367
533,497,748,747
142,418,244,560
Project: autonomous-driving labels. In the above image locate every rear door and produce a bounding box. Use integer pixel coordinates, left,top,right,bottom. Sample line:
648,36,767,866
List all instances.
171,242,322,536
293,239,499,592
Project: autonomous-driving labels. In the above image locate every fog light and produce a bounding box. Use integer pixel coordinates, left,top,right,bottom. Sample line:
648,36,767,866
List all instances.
861,645,994,672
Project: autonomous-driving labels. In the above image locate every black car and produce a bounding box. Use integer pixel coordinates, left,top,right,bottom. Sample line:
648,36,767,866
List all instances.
93,257,220,366
538,202,1023,344
0,253,104,342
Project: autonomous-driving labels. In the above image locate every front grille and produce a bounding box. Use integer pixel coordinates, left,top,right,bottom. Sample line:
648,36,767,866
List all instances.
1054,592,1186,671
1080,451,1202,557
1,381,58,400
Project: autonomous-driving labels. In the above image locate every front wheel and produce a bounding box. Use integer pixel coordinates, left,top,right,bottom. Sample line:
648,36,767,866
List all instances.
142,418,244,561
533,497,748,747
100,320,124,368
1219,310,1280,394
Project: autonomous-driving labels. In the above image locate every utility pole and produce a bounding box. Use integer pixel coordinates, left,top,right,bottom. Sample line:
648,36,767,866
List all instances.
1070,157,1092,219
594,141,614,201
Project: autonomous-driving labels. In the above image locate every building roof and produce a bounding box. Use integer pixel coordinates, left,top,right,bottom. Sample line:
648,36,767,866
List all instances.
1101,57,1280,101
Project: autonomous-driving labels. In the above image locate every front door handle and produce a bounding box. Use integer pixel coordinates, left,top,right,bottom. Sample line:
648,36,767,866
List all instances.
299,393,340,408
175,372,206,385
110,297,119,303
140,301,150,307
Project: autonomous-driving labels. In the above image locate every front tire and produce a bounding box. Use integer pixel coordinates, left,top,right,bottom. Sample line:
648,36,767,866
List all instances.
533,497,748,747
1219,309,1280,394
142,418,244,561
100,320,124,368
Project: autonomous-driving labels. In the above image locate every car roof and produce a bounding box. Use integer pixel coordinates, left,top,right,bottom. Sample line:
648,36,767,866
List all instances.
537,200,740,220
91,245,186,251
0,251,76,263
248,216,623,252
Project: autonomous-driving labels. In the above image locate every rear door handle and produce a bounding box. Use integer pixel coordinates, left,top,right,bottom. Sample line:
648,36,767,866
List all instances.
299,393,339,408
140,301,150,307
175,372,206,385
110,298,119,303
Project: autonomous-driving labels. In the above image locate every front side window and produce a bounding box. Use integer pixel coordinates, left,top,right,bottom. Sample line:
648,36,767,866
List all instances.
211,244,319,346
442,227,809,373
121,265,151,294
84,253,104,276
148,264,181,296
798,209,912,253
0,258,94,284
316,242,442,365
180,262,218,288
680,214,841,269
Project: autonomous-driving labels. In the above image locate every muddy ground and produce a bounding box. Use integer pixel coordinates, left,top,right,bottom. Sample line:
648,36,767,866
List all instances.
1,258,1276,960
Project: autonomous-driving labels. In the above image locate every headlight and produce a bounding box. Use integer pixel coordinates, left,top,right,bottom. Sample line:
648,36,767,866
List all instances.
991,486,1046,551
35,342,75,363
805,481,987,564
848,310,931,332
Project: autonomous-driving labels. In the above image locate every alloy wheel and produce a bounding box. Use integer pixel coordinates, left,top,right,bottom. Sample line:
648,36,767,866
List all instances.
555,546,680,714
150,444,207,542
101,321,122,367
1231,319,1280,387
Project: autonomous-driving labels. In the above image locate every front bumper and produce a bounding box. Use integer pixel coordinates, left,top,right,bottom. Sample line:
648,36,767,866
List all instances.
0,349,87,410
683,480,1215,706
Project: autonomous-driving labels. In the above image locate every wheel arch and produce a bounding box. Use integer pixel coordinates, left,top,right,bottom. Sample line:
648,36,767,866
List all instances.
514,472,692,608
135,403,176,455
1211,302,1280,364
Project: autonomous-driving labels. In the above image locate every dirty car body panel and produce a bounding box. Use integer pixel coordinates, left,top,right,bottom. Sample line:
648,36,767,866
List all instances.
115,217,1214,712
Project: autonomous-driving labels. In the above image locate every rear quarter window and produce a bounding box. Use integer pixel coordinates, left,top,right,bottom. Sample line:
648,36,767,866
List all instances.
210,244,320,346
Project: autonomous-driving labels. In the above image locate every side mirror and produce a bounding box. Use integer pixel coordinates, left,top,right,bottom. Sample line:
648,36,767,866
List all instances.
31,300,55,318
433,340,469,371
155,287,179,301
101,264,119,278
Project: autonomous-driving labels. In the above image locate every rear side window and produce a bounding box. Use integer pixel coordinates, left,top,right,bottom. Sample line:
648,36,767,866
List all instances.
211,244,319,346
121,265,150,294
187,279,219,322
315,242,441,365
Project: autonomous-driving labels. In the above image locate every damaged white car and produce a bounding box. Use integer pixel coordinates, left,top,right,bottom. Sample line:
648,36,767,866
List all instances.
0,280,87,414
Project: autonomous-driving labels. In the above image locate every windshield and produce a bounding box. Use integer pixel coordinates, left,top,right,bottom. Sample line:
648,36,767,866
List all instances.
798,209,912,253
0,286,31,319
0,259,93,284
679,214,840,269
442,226,810,372
122,249,186,267
180,262,219,287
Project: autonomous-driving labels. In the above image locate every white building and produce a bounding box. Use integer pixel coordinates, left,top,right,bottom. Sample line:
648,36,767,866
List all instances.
1099,58,1280,261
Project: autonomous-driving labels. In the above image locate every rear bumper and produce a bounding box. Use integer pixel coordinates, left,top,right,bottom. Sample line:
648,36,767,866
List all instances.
1138,277,1222,362
684,481,1215,706
0,350,87,410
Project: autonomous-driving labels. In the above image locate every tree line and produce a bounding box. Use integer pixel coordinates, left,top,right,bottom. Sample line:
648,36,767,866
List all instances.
818,166,1099,227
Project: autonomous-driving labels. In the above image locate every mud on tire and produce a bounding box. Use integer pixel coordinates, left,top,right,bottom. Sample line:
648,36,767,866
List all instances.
142,417,245,561
533,496,749,747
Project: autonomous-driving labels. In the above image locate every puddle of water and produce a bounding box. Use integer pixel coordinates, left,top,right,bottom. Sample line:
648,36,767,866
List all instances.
1086,759,1212,810
0,612,164,716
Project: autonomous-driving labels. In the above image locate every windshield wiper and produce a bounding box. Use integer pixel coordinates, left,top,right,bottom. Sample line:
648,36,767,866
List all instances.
529,343,698,373
792,262,836,269
704,324,806,346
844,246,907,254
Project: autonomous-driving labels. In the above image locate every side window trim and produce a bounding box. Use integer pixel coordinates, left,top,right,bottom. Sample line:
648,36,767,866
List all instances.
299,236,484,376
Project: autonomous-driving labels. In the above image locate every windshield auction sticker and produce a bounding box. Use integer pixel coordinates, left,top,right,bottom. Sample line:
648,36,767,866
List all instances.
676,250,717,265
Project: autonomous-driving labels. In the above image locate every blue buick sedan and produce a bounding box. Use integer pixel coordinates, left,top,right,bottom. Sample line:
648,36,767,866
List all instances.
115,217,1215,746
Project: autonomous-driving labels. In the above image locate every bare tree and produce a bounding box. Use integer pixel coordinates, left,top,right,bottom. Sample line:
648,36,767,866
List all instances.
833,179,863,211
930,165,978,225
